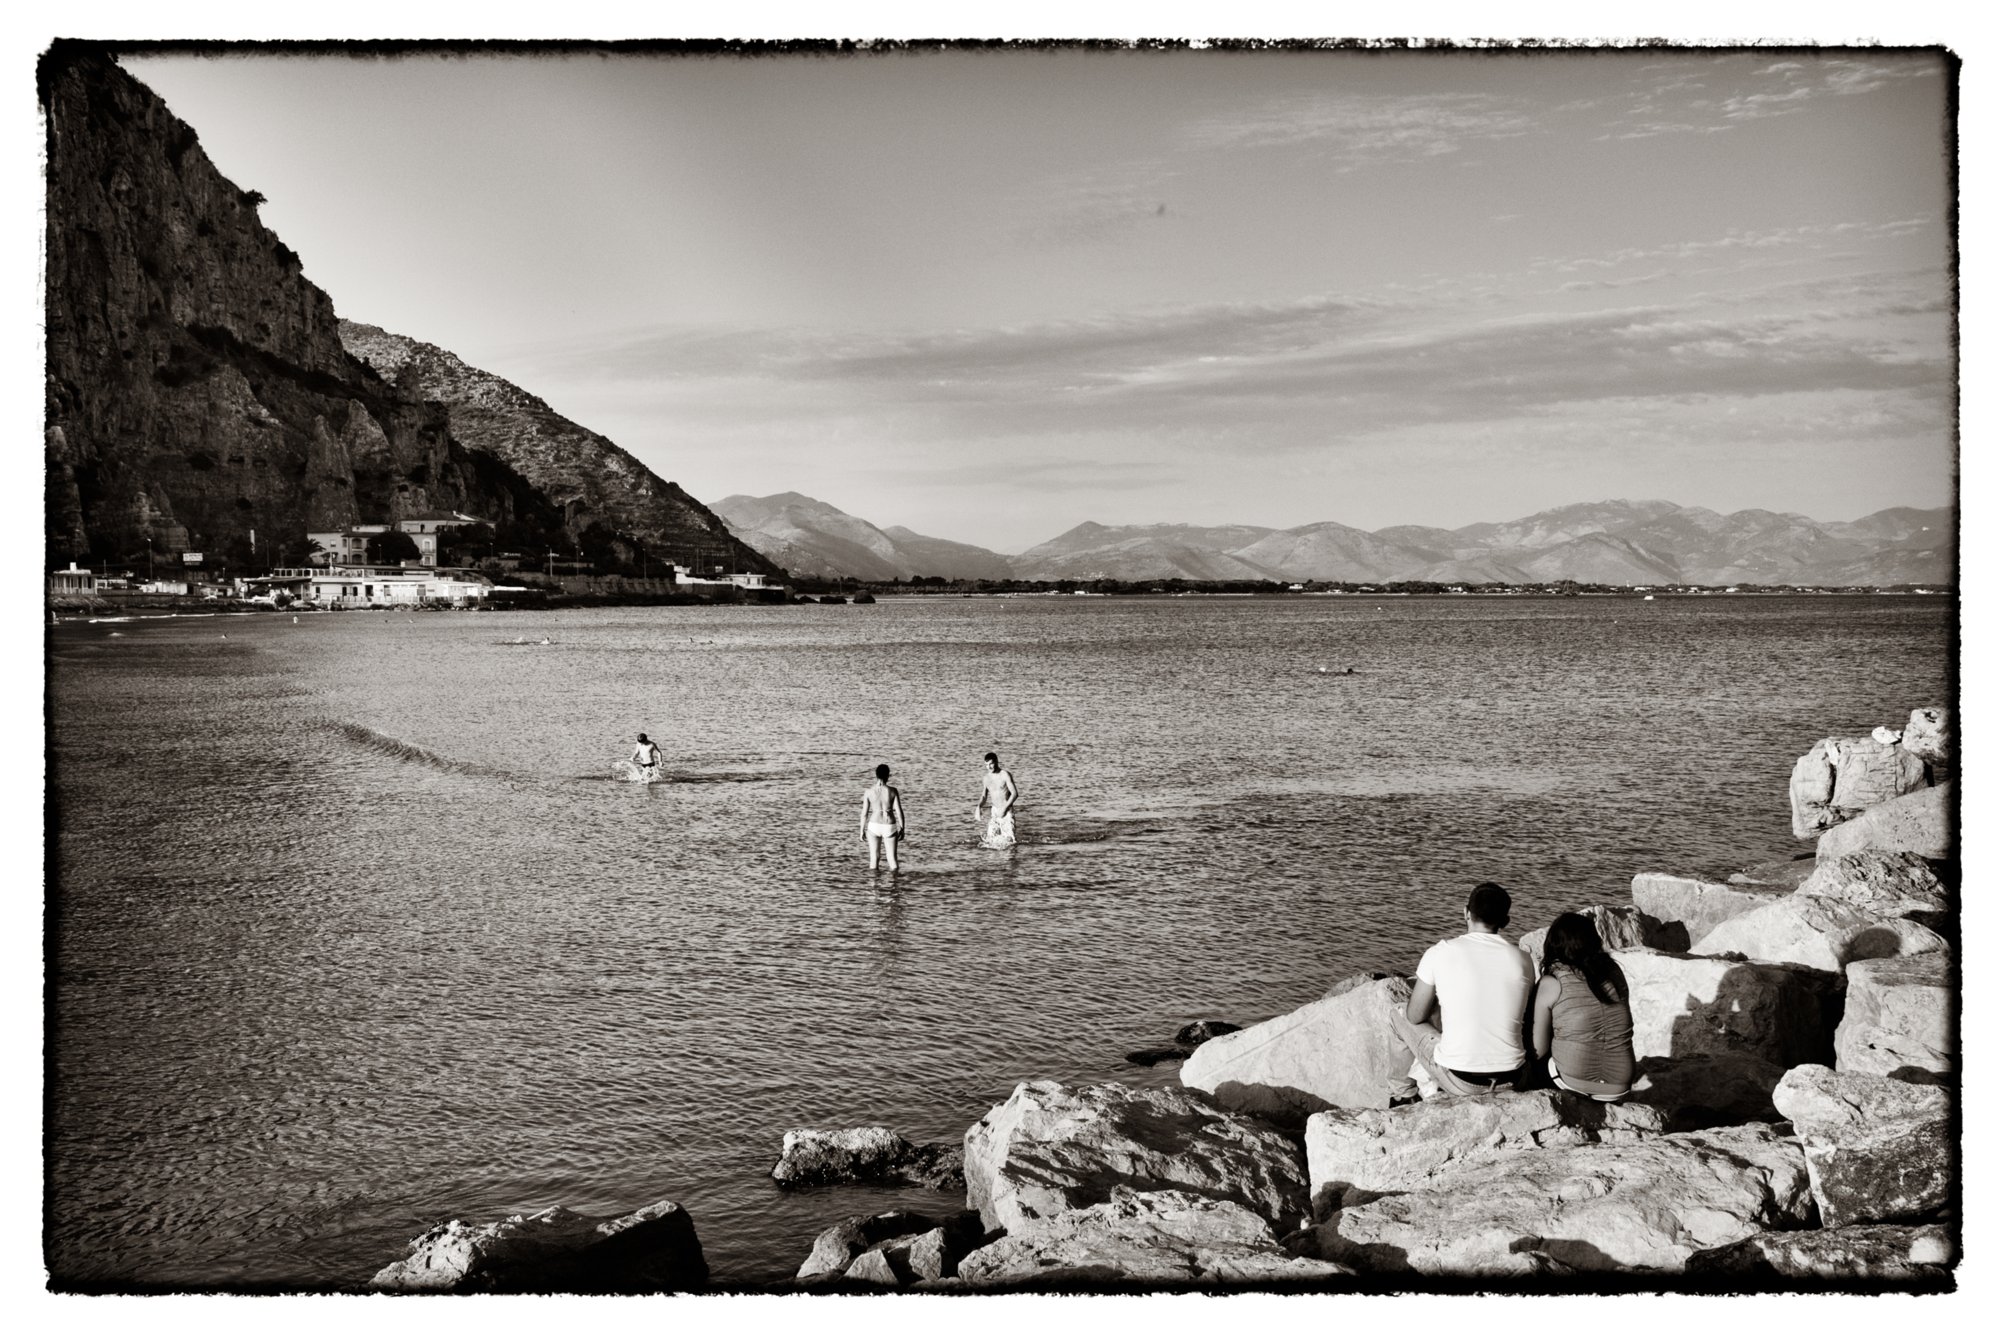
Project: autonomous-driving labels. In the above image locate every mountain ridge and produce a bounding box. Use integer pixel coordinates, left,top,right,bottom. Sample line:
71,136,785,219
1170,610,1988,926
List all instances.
715,493,1952,586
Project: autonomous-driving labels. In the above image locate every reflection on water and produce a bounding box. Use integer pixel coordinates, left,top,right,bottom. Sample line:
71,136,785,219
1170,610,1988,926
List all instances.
48,596,1950,1287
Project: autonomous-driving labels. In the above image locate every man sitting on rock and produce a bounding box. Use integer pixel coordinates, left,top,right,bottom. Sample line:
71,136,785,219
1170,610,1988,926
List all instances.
1387,882,1535,1103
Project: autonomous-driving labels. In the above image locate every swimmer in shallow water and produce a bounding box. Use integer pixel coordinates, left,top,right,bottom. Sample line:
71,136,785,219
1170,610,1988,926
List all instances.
860,763,906,870
976,751,1018,848
631,732,663,779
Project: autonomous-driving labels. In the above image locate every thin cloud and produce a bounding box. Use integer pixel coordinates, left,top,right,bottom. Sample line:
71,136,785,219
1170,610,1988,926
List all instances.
1183,91,1534,169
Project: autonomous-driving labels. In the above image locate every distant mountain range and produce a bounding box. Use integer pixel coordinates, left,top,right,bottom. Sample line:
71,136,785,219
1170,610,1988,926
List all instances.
716,494,1953,587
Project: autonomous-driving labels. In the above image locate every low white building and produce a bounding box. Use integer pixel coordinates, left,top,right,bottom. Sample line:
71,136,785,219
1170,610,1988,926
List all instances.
271,565,493,608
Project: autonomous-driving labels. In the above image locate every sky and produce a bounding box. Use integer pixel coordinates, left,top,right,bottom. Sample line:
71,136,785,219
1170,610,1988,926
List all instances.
118,44,1956,554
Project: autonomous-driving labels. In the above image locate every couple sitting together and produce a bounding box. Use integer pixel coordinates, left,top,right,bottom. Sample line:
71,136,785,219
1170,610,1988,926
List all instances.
1389,882,1635,1105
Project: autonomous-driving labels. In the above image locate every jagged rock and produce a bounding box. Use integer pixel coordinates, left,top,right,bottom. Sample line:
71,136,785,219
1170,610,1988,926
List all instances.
963,1080,1310,1236
1618,949,1844,1068
1790,739,1845,837
834,1213,987,1286
1797,851,1949,926
368,1200,706,1291
1692,897,1947,972
1630,873,1787,950
1291,1123,1813,1275
1901,707,1951,767
1180,974,1415,1120
953,1187,1349,1287
1686,1224,1953,1283
1772,1062,1950,1131
1175,1019,1243,1046
1835,953,1954,1081
796,1210,948,1279
770,1126,963,1190
1304,1090,1666,1218
1774,1063,1951,1226
1831,737,1930,811
1729,856,1821,890
1626,1053,1788,1130
1815,783,1952,861
1518,903,1679,971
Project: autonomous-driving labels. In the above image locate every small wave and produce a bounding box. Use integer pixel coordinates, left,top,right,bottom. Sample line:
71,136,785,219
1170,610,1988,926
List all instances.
326,722,521,785
580,768,777,784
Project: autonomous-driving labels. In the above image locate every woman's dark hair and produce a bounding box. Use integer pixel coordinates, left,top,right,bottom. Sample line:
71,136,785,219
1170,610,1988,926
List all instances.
1541,912,1630,1004
875,763,891,780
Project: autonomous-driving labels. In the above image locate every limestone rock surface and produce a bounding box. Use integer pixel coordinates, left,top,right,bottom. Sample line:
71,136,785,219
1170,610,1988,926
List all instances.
1789,739,1845,837
1901,707,1951,768
771,1126,963,1190
1179,974,1415,1120
1774,1064,1951,1228
1798,851,1948,925
1815,783,1951,861
1772,1062,1949,1132
952,1187,1349,1288
1692,897,1947,972
1830,738,1929,811
1617,949,1843,1068
963,1080,1309,1236
1518,903,1679,972
1834,952,1954,1081
369,1200,706,1292
1304,1090,1665,1218
1630,873,1787,950
1626,1053,1787,1131
1293,1124,1813,1275
1686,1223,1952,1284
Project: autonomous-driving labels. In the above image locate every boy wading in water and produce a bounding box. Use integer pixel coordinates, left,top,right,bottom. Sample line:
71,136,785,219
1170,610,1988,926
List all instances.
859,763,906,870
976,751,1018,848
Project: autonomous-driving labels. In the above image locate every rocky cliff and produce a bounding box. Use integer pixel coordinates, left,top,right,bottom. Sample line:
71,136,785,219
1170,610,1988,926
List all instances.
41,46,573,571
339,323,778,578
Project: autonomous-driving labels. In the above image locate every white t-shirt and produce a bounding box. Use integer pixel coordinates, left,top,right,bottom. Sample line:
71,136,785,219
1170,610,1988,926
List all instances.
1415,932,1534,1073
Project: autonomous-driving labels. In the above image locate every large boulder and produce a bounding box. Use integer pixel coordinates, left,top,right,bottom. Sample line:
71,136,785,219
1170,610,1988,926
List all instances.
1815,783,1952,861
1291,1124,1813,1275
1789,738,1844,837
1304,1090,1664,1217
1773,1064,1951,1228
1624,1053,1788,1131
770,1126,963,1190
1835,952,1954,1082
1518,904,1680,972
1686,1224,1952,1284
963,1080,1310,1236
1797,851,1948,926
952,1187,1349,1288
1830,735,1930,811
1901,706,1951,768
1180,974,1416,1120
369,1200,706,1292
1630,873,1787,950
1692,897,1947,972
1618,949,1843,1068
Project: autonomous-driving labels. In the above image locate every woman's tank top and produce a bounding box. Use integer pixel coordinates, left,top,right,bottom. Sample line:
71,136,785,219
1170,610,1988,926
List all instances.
1549,965,1636,1093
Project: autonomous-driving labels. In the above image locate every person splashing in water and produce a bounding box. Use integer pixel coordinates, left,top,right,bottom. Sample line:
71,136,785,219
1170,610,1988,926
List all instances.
631,733,663,781
859,763,906,871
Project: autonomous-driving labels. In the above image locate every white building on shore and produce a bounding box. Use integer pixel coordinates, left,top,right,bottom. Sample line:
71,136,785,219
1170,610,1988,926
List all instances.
268,564,494,608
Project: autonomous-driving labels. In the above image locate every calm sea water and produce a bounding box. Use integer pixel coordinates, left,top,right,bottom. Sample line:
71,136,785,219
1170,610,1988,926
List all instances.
47,595,1951,1288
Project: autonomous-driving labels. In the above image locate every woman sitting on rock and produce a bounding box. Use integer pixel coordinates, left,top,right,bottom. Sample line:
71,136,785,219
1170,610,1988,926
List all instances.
1531,913,1636,1102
